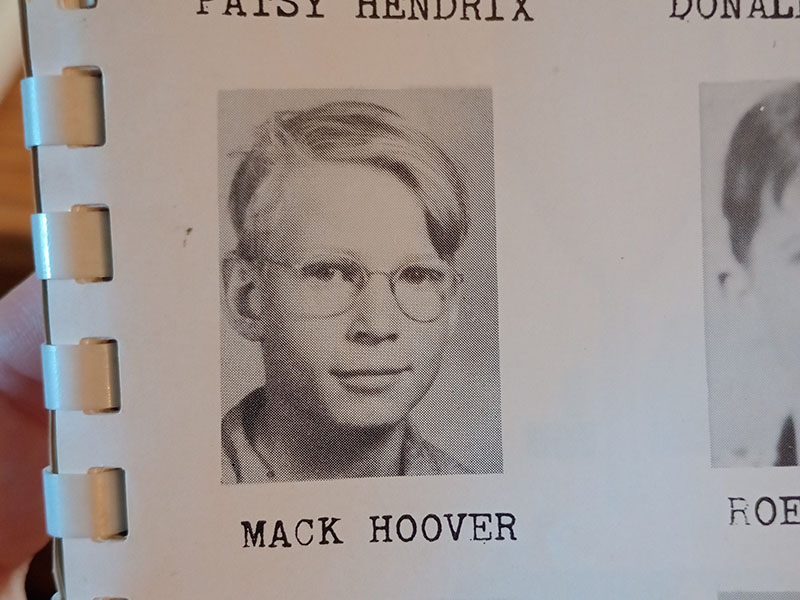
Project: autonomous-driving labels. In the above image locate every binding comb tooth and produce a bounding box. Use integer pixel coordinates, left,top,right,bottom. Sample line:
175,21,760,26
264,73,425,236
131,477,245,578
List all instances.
21,67,105,149
42,338,121,413
42,467,128,541
31,205,113,282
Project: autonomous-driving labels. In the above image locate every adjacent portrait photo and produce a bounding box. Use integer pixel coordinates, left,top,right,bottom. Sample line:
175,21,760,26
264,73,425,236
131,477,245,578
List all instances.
218,88,502,483
702,82,800,468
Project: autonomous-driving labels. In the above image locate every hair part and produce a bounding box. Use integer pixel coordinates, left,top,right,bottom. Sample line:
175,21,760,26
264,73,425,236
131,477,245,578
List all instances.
723,83,800,264
229,101,469,262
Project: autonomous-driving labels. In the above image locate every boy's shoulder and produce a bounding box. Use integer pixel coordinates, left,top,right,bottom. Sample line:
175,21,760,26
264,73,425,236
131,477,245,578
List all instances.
402,425,473,476
221,389,269,484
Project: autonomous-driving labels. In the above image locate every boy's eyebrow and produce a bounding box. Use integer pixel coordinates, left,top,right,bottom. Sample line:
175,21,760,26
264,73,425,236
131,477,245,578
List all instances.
396,253,445,263
283,246,445,265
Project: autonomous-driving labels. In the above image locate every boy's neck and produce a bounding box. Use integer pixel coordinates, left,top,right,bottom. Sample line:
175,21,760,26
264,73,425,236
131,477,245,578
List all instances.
254,392,408,481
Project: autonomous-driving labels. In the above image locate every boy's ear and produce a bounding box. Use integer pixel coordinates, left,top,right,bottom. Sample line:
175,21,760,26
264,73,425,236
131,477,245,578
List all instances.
718,262,756,315
222,252,267,341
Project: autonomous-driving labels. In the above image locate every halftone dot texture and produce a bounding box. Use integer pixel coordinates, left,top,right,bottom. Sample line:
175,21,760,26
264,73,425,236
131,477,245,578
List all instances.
218,89,502,482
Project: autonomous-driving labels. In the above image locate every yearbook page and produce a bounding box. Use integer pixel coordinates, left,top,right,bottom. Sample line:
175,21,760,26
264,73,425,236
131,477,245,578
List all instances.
21,0,800,597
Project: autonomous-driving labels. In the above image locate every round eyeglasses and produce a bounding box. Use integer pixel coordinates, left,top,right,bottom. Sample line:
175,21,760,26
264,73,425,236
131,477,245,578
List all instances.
264,254,463,323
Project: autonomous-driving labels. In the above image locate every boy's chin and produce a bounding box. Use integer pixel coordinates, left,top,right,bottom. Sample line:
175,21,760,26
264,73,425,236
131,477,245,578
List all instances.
317,398,417,433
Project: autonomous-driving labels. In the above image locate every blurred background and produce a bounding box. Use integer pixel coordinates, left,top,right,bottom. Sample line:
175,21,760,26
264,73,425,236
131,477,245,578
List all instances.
2,1,55,598
1,0,33,296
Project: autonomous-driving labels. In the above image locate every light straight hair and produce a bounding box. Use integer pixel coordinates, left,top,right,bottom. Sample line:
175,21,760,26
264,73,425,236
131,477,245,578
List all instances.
229,101,470,262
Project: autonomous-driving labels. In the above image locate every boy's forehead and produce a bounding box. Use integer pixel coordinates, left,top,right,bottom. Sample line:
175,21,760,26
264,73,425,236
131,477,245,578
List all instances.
752,173,800,252
258,161,435,260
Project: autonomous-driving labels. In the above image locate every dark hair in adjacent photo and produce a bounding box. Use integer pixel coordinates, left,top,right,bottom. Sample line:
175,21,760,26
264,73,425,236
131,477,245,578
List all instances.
723,83,800,264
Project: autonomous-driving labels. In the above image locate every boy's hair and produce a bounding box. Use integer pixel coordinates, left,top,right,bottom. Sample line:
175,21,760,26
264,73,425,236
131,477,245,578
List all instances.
229,100,469,261
723,84,800,264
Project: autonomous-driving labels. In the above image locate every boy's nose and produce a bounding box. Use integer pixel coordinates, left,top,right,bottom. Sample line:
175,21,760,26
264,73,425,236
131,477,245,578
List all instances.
346,273,401,345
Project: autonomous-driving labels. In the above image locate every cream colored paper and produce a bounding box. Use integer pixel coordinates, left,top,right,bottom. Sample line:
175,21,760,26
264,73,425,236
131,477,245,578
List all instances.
22,0,800,597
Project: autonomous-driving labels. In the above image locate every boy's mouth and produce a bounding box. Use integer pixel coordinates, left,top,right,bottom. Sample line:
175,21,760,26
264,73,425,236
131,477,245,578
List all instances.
330,366,411,377
330,366,412,393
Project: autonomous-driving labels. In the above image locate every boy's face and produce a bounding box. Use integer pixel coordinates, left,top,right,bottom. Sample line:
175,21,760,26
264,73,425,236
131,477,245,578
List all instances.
247,160,458,430
747,174,800,376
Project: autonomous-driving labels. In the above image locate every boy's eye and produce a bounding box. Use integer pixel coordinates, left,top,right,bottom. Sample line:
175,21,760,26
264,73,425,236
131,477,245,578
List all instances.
301,261,358,283
399,265,446,285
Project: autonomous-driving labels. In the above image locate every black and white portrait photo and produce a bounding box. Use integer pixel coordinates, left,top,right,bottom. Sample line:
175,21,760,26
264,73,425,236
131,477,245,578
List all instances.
218,89,501,483
702,82,800,468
